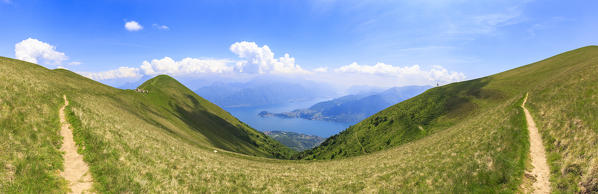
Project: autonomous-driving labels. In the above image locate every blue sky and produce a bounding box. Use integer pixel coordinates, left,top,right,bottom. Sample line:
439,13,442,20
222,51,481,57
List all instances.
1,0,597,89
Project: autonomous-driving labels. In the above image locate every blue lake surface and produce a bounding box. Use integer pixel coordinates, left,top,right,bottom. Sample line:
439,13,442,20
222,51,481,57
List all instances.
223,98,351,138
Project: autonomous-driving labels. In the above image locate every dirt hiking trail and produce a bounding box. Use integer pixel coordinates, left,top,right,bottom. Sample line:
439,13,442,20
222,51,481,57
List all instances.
522,93,550,194
59,95,94,194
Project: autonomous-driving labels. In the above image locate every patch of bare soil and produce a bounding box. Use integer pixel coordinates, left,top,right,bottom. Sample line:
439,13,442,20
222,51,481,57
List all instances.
521,93,550,194
59,95,94,194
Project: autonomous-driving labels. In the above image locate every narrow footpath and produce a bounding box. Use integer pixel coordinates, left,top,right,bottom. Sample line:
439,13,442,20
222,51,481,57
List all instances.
59,95,94,194
521,93,550,194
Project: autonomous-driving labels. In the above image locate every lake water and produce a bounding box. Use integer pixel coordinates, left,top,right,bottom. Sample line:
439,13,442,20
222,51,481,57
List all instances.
224,98,351,138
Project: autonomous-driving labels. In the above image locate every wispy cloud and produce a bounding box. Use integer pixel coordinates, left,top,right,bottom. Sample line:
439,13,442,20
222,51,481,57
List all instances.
397,46,455,53
527,17,567,37
446,6,527,36
152,24,169,30
347,0,535,47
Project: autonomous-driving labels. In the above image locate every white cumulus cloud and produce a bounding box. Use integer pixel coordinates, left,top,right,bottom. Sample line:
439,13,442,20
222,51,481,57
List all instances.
427,65,467,83
15,38,68,65
80,67,142,80
125,21,143,31
140,57,235,75
79,40,465,89
230,41,308,74
333,62,465,84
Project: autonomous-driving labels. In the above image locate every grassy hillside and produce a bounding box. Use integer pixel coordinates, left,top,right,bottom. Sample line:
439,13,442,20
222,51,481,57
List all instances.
0,57,68,192
1,46,597,193
135,75,294,158
296,78,499,159
297,45,598,192
0,57,293,193
513,47,598,193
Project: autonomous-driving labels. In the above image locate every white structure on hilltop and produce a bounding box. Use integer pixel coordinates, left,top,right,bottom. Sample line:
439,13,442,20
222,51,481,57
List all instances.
135,88,149,93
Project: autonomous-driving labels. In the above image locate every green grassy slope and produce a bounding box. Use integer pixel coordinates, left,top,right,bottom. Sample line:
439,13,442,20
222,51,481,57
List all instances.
297,45,598,192
135,75,294,158
0,57,292,193
296,78,498,159
1,46,597,193
512,47,598,193
0,57,68,192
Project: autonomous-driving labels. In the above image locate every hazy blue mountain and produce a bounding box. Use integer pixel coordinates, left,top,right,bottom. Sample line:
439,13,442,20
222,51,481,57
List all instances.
263,131,325,151
195,78,337,108
344,85,386,95
259,85,432,124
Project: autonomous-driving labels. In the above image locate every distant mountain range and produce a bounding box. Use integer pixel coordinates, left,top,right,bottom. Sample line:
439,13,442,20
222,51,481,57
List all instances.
263,131,325,151
194,78,337,108
259,85,431,123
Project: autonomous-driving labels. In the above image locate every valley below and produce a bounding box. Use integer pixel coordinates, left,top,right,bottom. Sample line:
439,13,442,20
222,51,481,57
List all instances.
263,131,325,151
223,98,351,138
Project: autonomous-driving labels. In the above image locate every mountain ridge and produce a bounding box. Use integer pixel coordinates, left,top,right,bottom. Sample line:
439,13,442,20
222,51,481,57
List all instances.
194,79,337,108
259,85,431,123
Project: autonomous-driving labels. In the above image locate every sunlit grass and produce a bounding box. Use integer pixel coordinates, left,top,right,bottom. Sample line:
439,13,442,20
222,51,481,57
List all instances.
521,47,598,193
1,45,597,193
0,58,67,193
